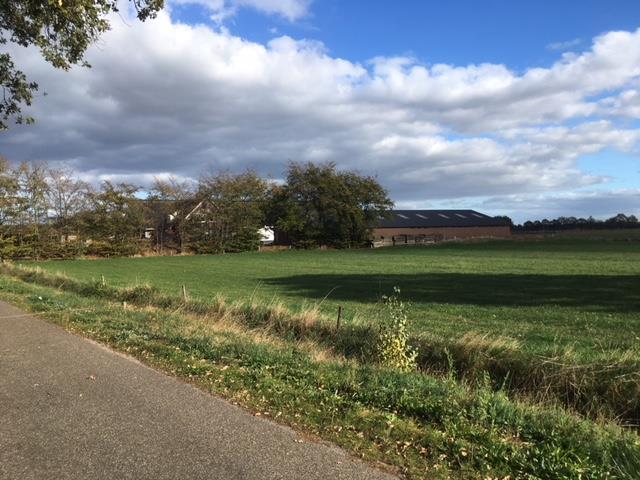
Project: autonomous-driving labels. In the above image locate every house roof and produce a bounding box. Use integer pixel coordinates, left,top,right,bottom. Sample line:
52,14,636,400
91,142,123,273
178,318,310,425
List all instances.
376,210,509,228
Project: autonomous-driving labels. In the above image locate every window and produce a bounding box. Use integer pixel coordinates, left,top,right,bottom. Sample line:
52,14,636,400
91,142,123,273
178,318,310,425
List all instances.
416,213,428,219
455,213,467,218
438,213,449,219
472,213,484,218
397,213,409,219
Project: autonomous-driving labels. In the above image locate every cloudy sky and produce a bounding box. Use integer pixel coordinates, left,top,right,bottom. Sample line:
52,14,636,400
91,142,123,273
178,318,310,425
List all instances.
3,0,640,222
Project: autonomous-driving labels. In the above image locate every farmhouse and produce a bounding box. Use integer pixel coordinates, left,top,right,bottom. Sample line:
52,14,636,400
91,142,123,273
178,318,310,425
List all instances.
372,209,511,246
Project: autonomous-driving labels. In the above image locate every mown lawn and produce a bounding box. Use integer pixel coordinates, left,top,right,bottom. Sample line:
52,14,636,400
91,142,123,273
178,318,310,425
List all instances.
32,239,640,361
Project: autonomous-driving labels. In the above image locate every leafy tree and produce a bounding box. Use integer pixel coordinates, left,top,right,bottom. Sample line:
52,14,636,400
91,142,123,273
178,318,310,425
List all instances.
0,156,20,226
493,215,513,227
0,157,21,258
271,162,393,248
185,170,269,253
515,213,640,231
1,0,164,129
81,181,145,256
606,213,638,225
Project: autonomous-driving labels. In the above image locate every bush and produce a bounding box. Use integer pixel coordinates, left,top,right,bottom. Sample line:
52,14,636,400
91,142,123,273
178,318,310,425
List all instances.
224,228,261,253
0,236,31,259
375,287,417,372
85,240,143,258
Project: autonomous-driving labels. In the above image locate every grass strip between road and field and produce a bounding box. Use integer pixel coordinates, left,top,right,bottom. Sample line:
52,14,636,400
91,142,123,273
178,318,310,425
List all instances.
3,261,640,426
1,268,639,479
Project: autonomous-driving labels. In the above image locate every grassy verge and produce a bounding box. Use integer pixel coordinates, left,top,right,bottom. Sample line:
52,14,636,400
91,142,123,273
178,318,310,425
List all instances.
3,261,639,425
1,268,640,479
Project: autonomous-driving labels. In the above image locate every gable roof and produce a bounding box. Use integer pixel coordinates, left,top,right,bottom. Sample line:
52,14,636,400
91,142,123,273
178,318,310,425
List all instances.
377,210,509,228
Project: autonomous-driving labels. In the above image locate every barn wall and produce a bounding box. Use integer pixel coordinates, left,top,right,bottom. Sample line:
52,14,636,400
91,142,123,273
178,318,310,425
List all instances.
371,226,511,241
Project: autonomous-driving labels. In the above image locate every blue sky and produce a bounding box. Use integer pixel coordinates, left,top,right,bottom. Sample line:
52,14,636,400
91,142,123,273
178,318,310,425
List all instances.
5,0,640,222
174,0,640,68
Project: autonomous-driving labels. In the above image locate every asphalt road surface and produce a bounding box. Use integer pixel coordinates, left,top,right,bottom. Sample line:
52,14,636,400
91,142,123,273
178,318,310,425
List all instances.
0,301,396,480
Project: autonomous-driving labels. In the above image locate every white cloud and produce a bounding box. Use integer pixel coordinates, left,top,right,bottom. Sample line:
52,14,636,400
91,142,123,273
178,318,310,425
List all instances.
598,86,640,118
3,12,640,219
546,38,582,51
362,29,640,132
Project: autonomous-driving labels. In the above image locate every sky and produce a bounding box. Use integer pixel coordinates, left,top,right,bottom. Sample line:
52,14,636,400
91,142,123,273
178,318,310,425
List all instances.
2,0,640,222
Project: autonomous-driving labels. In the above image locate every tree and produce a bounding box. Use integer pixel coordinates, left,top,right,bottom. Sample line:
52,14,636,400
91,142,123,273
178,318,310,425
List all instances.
271,162,393,248
45,167,91,257
147,176,194,252
47,167,91,226
81,181,145,256
0,156,20,226
14,162,49,225
184,170,269,253
514,213,640,231
493,215,513,227
1,0,164,129
0,157,21,258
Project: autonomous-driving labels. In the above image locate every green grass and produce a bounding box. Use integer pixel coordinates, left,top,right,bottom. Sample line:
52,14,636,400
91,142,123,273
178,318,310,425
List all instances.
1,273,639,480
19,239,640,422
31,239,640,361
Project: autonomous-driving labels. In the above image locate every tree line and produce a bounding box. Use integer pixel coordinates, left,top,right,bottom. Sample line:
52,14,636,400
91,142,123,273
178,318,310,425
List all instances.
511,214,640,232
0,159,392,259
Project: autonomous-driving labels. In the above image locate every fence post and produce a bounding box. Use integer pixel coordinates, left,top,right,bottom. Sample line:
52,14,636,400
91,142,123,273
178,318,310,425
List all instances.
336,306,342,332
101,275,106,287
182,285,188,302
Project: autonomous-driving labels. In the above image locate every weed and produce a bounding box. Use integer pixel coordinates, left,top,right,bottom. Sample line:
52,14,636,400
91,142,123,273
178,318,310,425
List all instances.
376,287,417,372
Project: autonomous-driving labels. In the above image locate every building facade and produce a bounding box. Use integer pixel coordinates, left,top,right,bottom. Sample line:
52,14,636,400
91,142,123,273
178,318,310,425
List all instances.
371,209,511,246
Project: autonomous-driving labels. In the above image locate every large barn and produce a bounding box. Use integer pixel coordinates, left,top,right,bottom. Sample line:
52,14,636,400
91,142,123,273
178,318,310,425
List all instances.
372,209,511,246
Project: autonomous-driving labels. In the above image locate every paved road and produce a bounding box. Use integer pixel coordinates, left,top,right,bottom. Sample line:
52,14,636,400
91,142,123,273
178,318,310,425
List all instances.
0,301,396,480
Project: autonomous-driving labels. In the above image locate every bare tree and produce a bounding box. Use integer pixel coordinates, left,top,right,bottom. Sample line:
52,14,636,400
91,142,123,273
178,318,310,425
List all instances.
47,167,91,223
148,176,195,252
15,162,50,231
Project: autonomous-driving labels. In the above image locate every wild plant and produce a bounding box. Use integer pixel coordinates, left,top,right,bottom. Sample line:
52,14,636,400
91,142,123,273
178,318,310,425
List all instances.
376,286,417,372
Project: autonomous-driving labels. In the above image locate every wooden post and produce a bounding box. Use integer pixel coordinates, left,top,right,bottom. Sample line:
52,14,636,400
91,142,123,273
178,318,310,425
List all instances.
182,285,188,302
336,306,343,332
101,275,106,287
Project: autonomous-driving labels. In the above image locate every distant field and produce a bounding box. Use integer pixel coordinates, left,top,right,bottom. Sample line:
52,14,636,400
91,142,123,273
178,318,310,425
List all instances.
32,239,640,361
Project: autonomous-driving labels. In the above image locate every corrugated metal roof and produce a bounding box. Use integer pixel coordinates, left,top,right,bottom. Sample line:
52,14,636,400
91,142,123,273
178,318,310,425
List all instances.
376,210,509,228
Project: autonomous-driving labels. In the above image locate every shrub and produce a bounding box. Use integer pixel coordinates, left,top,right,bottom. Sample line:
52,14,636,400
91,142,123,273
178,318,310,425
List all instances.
85,240,143,258
375,287,417,372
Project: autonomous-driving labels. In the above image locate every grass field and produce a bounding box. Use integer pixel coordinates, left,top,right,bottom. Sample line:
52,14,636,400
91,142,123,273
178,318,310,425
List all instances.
6,237,640,478
32,239,640,361
1,270,639,479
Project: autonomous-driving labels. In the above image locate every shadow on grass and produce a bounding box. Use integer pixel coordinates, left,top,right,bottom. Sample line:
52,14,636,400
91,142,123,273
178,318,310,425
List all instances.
263,273,640,312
